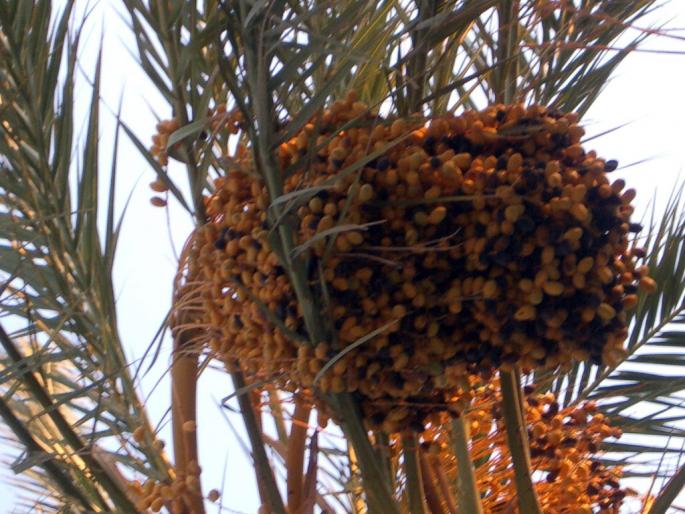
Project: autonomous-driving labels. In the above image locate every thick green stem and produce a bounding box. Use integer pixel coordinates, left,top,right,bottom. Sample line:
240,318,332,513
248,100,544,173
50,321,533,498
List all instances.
242,7,327,348
402,433,426,514
375,430,396,492
497,0,519,103
231,370,287,514
241,10,399,514
450,416,484,514
500,369,542,514
331,394,401,514
406,0,438,114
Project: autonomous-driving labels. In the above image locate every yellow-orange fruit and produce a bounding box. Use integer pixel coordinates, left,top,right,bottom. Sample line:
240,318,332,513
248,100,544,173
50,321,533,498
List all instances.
178,101,653,432
420,380,629,514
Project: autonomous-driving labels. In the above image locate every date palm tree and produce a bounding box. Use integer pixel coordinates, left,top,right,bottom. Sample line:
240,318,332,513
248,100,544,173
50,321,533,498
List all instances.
0,1,684,513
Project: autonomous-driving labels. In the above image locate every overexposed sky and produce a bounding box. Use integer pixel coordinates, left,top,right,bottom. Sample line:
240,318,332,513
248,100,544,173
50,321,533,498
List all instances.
4,0,685,511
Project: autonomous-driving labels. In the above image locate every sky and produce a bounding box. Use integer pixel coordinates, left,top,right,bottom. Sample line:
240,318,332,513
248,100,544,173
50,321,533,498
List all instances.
4,0,685,512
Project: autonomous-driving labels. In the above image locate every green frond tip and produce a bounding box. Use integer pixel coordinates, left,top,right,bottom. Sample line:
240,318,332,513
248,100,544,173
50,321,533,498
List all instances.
647,461,685,514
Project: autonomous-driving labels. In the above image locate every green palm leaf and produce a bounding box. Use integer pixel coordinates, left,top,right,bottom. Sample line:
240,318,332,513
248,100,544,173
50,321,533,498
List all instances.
534,185,685,502
0,0,679,512
0,1,173,510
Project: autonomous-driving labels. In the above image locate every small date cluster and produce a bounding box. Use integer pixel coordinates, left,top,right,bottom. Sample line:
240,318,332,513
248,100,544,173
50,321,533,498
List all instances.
185,96,653,432
422,384,629,513
127,463,219,514
128,423,219,513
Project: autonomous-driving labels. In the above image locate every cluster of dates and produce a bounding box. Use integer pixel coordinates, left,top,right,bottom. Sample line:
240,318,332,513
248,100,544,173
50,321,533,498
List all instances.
169,95,652,432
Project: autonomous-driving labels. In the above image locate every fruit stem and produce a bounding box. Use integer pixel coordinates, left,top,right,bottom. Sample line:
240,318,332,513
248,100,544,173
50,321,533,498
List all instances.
429,452,458,514
403,433,427,514
405,0,439,114
286,397,311,514
331,393,401,514
497,0,520,104
375,430,396,492
450,415,484,514
170,342,205,514
418,448,447,514
267,386,289,444
500,368,543,514
231,369,287,514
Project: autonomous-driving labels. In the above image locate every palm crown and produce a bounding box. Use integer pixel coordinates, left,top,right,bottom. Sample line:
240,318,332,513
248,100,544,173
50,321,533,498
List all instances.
0,1,684,513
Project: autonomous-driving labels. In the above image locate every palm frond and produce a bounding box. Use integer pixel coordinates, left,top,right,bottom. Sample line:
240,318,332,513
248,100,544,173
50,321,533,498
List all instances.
530,183,685,498
117,0,684,512
0,1,173,510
